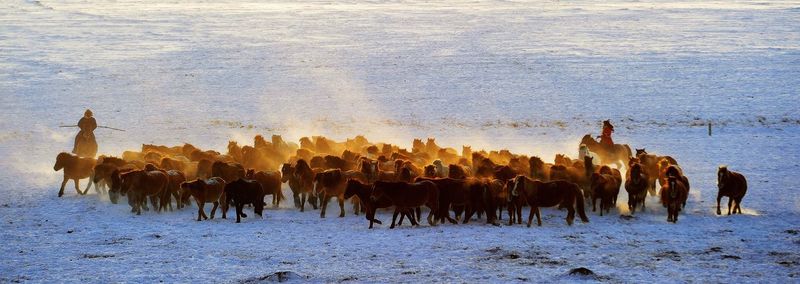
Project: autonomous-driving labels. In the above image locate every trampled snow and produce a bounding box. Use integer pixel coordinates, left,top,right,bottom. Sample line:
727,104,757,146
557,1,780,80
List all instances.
1,0,799,282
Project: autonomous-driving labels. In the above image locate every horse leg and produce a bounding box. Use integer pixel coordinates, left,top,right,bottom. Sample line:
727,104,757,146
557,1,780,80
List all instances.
293,191,301,208
82,177,93,195
527,206,535,227
236,203,243,223
516,205,522,224
320,194,329,218
428,209,437,226
566,205,575,226
196,201,205,221
300,192,306,212
536,207,543,226
58,177,68,197
735,197,743,214
338,197,345,218
73,179,83,195
727,198,733,215
150,195,160,213
390,210,400,229
210,201,219,219
416,207,421,222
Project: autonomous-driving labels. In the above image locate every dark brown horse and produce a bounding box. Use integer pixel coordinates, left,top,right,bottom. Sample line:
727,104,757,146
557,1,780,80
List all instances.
121,170,169,215
414,177,466,224
660,173,689,223
717,166,747,215
315,169,348,218
180,177,227,221
511,176,588,227
504,179,525,225
580,134,632,169
590,171,620,216
370,180,439,228
54,152,96,197
625,162,648,214
280,160,316,211
224,178,265,223
344,179,415,229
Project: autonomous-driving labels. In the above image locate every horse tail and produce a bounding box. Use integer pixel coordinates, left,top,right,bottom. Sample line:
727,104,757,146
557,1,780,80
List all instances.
574,186,589,223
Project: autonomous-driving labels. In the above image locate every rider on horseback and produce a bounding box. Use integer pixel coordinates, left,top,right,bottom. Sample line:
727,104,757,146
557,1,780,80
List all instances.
598,120,614,150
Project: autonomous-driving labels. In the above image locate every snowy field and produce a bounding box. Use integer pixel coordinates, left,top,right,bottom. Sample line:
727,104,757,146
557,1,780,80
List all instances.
2,0,800,282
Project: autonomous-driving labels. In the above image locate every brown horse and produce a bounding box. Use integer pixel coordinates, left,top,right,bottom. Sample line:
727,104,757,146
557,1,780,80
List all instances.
280,159,316,211
590,171,620,216
161,170,186,211
246,169,284,207
448,164,470,179
121,170,169,215
54,152,96,197
660,173,689,223
717,166,747,215
580,134,632,169
662,165,690,208
414,177,466,224
211,161,245,184
370,180,439,228
504,179,525,225
344,179,414,229
224,178,265,223
528,156,550,181
511,176,588,227
180,177,227,221
315,169,348,218
625,162,648,214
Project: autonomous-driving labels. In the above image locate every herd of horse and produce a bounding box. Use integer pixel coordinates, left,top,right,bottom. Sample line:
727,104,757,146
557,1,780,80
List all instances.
53,134,748,226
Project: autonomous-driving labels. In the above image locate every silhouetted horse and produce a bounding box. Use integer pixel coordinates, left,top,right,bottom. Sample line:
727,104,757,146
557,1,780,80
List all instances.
224,178,265,223
414,177,466,224
717,166,747,215
511,176,588,227
371,180,439,228
54,152,96,197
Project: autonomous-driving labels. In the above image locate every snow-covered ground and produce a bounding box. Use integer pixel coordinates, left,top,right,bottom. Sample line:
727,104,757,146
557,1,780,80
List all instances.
1,0,799,282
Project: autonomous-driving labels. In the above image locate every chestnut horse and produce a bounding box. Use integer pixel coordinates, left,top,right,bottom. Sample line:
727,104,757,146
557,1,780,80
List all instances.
625,162,648,214
580,134,632,169
246,169,284,207
54,152,96,197
161,170,186,211
370,180,439,228
511,176,588,227
180,177,227,221
717,166,747,215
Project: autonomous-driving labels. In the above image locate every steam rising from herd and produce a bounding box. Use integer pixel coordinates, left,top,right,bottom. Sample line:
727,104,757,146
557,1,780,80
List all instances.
53,134,747,226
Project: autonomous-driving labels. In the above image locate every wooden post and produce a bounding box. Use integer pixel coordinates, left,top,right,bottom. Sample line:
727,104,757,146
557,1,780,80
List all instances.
708,121,712,136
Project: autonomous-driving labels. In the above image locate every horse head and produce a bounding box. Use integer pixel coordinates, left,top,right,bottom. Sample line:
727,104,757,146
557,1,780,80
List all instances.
54,152,72,171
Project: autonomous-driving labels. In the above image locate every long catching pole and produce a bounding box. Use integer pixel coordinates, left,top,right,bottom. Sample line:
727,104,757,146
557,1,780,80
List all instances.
59,125,126,132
